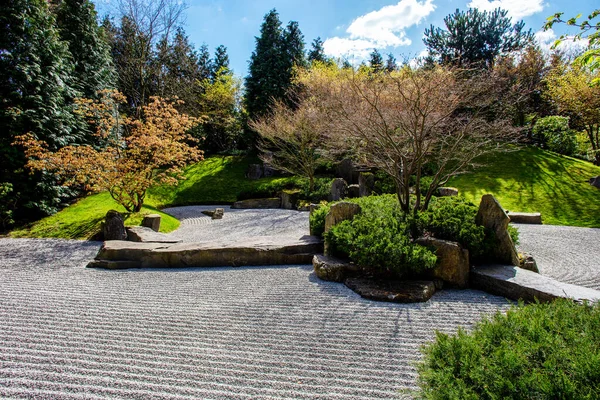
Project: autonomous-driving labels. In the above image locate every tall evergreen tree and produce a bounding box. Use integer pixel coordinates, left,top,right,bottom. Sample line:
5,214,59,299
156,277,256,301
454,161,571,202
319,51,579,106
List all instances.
212,45,230,78
308,37,328,64
245,9,306,123
53,0,115,98
385,53,397,72
197,44,213,82
369,49,385,73
0,0,81,221
423,8,534,69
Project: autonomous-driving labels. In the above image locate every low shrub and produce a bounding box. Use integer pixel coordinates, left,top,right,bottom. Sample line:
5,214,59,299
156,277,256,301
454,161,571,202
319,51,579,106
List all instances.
533,116,578,156
309,202,330,236
418,300,600,399
325,195,437,277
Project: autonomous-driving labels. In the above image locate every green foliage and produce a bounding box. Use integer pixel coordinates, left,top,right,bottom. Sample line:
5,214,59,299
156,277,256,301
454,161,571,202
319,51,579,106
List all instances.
418,300,600,399
424,8,534,68
309,203,330,237
0,183,16,230
416,197,486,258
448,147,600,227
308,37,328,64
325,195,437,277
533,116,577,156
245,9,306,122
0,0,83,221
368,49,385,73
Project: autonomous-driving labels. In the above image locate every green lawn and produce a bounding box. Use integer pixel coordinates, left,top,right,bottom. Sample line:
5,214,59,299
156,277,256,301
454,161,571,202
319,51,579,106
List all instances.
448,147,600,227
10,155,294,239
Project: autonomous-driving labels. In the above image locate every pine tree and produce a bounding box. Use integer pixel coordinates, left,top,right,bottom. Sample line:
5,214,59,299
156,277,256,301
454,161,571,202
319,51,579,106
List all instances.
212,45,230,79
385,53,397,72
0,0,81,221
53,0,115,98
197,44,213,82
245,9,285,121
308,37,328,64
369,49,384,73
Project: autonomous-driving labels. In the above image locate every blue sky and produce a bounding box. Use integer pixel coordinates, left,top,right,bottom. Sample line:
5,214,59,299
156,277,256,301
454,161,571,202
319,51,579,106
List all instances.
95,0,597,77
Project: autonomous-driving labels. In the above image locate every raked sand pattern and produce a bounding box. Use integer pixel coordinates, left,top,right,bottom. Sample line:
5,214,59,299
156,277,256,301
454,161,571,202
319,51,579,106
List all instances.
0,238,510,399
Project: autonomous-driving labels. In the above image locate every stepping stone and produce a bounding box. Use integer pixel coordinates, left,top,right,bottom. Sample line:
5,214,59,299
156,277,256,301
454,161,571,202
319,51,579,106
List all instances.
344,278,436,303
471,264,600,303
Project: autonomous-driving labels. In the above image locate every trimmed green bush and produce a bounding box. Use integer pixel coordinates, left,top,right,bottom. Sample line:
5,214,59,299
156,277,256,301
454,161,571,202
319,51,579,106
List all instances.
533,116,577,156
418,300,600,399
309,202,330,237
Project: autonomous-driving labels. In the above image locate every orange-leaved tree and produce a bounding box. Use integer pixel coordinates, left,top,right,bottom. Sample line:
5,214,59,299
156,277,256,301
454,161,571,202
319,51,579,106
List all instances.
17,90,203,212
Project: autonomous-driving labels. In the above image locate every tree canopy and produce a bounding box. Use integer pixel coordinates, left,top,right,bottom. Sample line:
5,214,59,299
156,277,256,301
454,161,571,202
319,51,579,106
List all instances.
424,8,534,68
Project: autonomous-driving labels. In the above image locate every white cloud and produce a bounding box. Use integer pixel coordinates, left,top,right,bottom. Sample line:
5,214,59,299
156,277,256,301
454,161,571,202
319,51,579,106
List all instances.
535,28,588,55
323,0,435,60
467,0,544,20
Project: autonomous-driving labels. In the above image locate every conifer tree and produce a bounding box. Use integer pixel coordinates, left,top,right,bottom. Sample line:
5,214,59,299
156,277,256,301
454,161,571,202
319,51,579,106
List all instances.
212,45,230,79
0,0,81,220
369,49,385,73
308,37,328,64
386,53,397,72
197,44,213,82
53,0,116,98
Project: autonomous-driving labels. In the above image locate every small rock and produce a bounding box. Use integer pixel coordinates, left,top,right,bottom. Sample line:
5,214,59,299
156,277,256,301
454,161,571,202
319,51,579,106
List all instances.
103,210,127,241
437,187,459,197
589,176,600,189
358,172,375,197
344,278,436,303
520,253,539,273
330,178,348,201
212,208,224,219
126,226,181,243
246,164,263,180
347,184,360,198
201,209,216,217
312,254,359,282
141,214,161,232
416,237,470,288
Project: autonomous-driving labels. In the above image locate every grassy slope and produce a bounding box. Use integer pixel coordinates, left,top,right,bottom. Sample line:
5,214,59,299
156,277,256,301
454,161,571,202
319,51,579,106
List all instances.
11,156,293,239
448,147,600,227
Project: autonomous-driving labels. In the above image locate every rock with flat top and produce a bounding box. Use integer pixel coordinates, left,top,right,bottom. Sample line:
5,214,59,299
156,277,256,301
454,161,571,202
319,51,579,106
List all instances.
126,226,182,243
312,254,359,282
324,201,361,234
475,194,520,266
232,198,281,209
281,190,300,210
508,212,542,224
347,184,360,198
142,214,161,232
416,237,470,288
344,278,436,303
437,187,459,197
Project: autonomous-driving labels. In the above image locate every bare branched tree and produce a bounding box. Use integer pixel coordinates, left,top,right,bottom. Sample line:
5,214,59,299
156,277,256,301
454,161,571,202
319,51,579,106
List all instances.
297,65,519,213
250,98,330,192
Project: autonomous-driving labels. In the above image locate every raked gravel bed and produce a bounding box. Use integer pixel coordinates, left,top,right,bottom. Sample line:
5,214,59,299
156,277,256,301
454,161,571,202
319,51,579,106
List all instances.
0,238,510,399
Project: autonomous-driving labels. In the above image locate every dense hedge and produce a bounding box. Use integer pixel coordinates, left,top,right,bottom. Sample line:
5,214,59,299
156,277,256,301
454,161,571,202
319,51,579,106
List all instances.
418,300,600,399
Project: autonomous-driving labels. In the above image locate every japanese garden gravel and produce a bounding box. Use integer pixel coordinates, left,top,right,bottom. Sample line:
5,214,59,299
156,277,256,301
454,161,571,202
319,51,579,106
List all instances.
0,208,598,399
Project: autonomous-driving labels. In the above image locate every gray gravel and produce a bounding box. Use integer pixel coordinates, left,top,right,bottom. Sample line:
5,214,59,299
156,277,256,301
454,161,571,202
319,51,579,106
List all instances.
516,223,600,290
0,237,509,399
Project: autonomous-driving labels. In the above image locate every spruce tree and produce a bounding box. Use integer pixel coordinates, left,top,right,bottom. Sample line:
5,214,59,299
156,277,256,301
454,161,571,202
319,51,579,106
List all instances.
308,37,328,64
212,45,230,78
197,44,213,82
0,0,80,221
53,0,115,98
385,53,397,72
369,49,385,73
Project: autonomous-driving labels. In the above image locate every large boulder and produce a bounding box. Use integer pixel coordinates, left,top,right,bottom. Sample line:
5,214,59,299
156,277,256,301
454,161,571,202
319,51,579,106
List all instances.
103,210,127,241
281,190,300,210
312,254,359,282
324,201,361,234
475,194,520,266
416,237,470,289
344,278,436,303
329,178,348,201
336,159,356,185
141,214,161,232
232,198,281,209
358,172,375,197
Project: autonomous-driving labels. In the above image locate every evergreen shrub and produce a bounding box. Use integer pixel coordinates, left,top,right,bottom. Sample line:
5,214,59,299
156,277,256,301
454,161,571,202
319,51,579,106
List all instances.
533,116,577,156
418,300,600,399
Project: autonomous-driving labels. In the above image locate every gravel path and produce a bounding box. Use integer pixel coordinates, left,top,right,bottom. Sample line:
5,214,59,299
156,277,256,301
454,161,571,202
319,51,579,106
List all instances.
516,224,600,290
161,206,309,243
0,238,509,399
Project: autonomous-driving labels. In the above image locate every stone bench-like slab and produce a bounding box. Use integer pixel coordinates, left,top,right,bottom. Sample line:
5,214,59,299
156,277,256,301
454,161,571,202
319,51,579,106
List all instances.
471,265,600,303
88,236,323,269
507,212,542,224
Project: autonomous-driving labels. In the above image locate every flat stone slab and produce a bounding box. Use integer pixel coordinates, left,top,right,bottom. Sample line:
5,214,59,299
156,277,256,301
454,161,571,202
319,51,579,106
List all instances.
312,254,360,282
508,212,542,224
89,236,323,269
471,265,600,303
125,226,182,243
231,198,281,209
344,278,436,303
